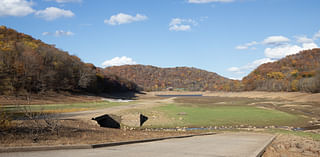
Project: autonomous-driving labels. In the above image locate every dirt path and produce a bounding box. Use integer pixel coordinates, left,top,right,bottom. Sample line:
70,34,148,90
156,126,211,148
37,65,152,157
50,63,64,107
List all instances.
58,96,175,120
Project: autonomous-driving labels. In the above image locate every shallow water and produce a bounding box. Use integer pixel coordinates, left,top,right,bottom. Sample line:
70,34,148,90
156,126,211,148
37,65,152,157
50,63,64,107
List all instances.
156,95,203,97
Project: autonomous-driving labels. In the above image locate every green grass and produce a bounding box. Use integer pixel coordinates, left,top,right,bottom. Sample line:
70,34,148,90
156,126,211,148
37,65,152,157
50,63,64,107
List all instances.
156,104,309,128
1,101,129,113
267,129,320,141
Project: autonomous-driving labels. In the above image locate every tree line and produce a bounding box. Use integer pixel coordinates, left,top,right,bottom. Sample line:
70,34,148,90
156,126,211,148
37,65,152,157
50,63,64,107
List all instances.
104,65,242,92
1,26,319,95
242,49,320,93
0,26,140,96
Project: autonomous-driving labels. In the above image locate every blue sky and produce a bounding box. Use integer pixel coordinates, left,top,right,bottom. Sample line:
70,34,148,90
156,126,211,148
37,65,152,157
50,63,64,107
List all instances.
1,0,320,79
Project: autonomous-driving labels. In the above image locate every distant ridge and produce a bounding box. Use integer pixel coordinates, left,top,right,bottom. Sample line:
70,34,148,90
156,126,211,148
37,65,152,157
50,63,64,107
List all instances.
1,26,319,94
105,48,320,93
104,65,241,91
242,48,320,93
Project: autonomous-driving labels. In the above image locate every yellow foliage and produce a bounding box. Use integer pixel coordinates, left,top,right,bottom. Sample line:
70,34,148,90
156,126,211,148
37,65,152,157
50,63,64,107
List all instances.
0,105,12,130
291,59,297,66
23,40,39,49
267,72,285,80
291,80,299,91
0,40,13,51
290,70,299,77
223,84,230,91
281,66,289,71
0,25,6,30
96,73,104,79
255,74,264,80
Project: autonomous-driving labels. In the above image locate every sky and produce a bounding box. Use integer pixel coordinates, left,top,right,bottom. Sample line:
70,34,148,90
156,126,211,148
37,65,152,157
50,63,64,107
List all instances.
1,0,320,80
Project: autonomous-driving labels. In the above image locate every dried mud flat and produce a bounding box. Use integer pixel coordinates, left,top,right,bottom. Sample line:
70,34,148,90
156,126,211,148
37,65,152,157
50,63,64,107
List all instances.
150,91,320,103
1,91,320,156
263,134,320,157
0,119,194,147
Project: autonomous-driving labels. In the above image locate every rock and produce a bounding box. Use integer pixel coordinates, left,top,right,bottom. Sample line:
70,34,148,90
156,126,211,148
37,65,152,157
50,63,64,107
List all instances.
177,112,187,115
302,150,315,156
288,147,298,152
295,143,302,149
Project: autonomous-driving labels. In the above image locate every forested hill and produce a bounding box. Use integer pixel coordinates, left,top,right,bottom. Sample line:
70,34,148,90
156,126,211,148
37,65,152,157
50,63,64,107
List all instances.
242,48,320,93
2,26,319,95
104,65,241,91
0,26,140,95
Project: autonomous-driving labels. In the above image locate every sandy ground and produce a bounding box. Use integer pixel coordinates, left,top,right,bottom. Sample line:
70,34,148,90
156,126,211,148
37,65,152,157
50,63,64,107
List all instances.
263,134,320,157
58,96,175,120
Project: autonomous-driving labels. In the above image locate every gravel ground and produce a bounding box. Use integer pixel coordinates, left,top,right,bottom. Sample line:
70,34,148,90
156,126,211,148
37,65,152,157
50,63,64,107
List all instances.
263,134,320,157
0,119,195,147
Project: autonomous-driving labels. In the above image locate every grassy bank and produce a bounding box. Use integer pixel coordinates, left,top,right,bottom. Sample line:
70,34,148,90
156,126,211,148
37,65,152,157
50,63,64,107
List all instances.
138,103,310,128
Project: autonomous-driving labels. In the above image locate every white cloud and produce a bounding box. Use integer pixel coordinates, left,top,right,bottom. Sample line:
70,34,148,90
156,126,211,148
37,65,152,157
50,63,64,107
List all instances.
51,0,82,3
228,58,276,74
169,25,191,31
295,36,314,44
54,30,74,36
0,0,35,17
188,0,234,3
262,36,290,45
235,46,247,50
169,18,197,31
232,30,320,79
42,32,50,36
248,58,276,69
264,43,318,59
200,16,208,21
235,41,258,50
102,56,137,67
314,30,320,40
35,7,74,21
42,30,74,37
229,77,242,80
104,13,147,25
227,67,241,73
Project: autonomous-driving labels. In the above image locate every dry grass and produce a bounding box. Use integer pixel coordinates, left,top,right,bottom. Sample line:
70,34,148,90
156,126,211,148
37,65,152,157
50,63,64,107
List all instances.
263,134,320,157
0,93,102,105
149,91,320,103
0,119,194,147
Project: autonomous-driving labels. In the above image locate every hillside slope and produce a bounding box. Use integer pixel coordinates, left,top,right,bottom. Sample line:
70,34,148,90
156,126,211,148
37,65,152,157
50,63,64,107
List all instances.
104,65,241,91
0,26,139,96
242,48,320,93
